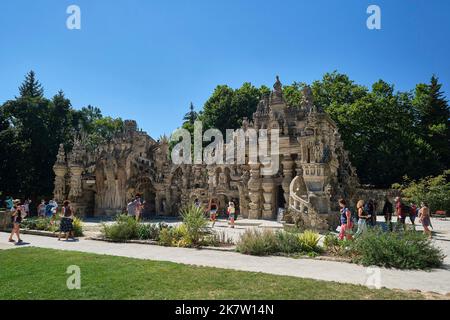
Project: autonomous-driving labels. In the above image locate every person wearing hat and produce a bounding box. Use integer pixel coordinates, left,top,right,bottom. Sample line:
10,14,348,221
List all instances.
8,200,25,244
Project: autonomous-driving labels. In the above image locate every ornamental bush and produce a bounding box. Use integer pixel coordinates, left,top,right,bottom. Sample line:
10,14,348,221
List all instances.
22,216,83,236
236,229,278,256
101,215,138,242
236,229,321,256
350,228,445,269
180,204,209,246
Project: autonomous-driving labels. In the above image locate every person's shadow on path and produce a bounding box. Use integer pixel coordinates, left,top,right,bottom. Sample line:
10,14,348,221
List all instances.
14,241,30,246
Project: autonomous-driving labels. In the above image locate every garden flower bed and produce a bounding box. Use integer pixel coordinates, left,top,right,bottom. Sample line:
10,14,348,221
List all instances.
19,216,84,237
100,205,234,249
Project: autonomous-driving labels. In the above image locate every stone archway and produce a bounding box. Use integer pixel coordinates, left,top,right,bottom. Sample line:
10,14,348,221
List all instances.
135,176,156,218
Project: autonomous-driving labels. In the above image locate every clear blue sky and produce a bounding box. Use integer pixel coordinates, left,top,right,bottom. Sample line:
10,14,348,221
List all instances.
1,0,449,138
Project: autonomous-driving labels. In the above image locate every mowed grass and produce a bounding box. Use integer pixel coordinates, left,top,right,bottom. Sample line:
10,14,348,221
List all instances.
0,247,424,300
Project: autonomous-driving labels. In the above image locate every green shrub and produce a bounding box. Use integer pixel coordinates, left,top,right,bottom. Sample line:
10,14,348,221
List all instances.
72,217,84,237
237,229,323,256
136,223,160,240
102,215,138,242
236,229,278,256
158,227,178,247
323,233,359,257
298,230,321,253
201,230,233,247
393,170,450,213
21,218,39,230
35,217,51,231
275,231,303,254
180,204,209,246
351,228,445,269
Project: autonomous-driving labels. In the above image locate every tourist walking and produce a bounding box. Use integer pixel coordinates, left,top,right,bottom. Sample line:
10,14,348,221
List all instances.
194,198,201,208
208,199,218,227
338,199,353,240
23,199,31,217
395,197,407,230
418,202,432,238
383,197,394,231
5,196,13,211
8,200,24,244
227,201,236,228
37,200,46,217
127,194,142,221
365,199,376,227
46,199,58,218
355,200,368,237
409,202,418,228
58,200,76,241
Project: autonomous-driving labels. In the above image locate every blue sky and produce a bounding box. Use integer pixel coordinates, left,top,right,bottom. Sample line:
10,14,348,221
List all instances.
1,0,449,138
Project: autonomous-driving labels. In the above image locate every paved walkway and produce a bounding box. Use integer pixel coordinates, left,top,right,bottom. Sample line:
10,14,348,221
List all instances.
2,218,450,295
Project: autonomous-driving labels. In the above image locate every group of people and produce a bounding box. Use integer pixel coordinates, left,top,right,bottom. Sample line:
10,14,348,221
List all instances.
194,198,237,228
338,196,433,240
37,199,59,218
5,197,77,243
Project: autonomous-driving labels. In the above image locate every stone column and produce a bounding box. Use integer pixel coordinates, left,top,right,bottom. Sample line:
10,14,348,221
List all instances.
68,165,83,201
281,155,294,207
262,179,274,219
53,144,67,203
248,163,262,219
155,192,162,215
295,160,303,177
53,166,67,203
67,164,83,215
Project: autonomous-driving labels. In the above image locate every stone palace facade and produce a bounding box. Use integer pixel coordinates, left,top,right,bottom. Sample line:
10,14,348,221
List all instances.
53,77,360,230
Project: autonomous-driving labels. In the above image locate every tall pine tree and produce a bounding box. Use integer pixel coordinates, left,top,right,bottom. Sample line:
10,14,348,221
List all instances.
18,70,44,99
414,75,450,168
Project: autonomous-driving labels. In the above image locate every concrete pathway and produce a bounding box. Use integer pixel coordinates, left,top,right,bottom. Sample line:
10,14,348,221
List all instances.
2,217,450,295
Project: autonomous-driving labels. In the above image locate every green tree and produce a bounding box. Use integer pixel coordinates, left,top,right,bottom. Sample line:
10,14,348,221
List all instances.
199,83,266,133
18,70,44,99
413,76,450,168
394,170,450,213
183,102,198,126
283,82,306,107
310,73,439,187
0,72,124,200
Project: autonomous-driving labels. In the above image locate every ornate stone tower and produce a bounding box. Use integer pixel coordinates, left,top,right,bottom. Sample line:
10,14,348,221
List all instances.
53,144,67,203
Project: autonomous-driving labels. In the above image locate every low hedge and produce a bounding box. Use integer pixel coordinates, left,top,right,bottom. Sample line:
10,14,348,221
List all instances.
350,228,445,269
236,229,321,256
21,216,84,237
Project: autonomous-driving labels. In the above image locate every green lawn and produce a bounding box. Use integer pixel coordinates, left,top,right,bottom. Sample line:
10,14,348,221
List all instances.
0,247,424,300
